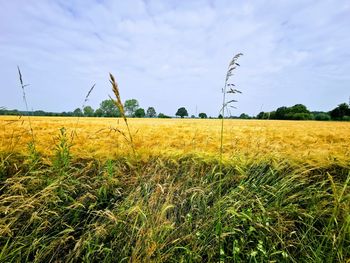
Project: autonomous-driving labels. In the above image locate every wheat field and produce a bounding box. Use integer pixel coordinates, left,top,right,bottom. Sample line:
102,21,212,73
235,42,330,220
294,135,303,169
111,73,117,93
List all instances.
1,116,350,262
1,116,349,164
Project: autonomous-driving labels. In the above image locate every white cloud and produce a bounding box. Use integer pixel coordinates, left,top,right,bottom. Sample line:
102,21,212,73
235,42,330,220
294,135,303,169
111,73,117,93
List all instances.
1,0,349,116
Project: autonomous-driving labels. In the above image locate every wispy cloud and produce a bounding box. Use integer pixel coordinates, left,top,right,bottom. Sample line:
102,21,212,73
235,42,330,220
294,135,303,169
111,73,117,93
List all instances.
1,0,349,116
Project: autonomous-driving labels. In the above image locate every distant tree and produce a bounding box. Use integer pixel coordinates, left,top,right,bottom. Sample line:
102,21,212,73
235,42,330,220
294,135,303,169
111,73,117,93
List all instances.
284,104,311,120
175,107,188,118
257,111,270,119
73,108,83,117
275,106,288,119
33,110,46,116
94,108,103,117
269,111,276,119
158,113,171,118
191,115,196,118
330,103,350,120
0,107,5,115
257,112,264,119
124,99,139,117
273,104,311,120
98,99,120,117
198,112,207,119
314,113,331,121
239,113,250,119
83,106,94,117
218,114,223,119
63,111,73,117
134,108,146,118
289,113,313,120
290,104,309,114
146,107,157,117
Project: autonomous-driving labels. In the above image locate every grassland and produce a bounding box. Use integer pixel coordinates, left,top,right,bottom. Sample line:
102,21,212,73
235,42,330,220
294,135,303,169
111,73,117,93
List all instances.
0,116,349,262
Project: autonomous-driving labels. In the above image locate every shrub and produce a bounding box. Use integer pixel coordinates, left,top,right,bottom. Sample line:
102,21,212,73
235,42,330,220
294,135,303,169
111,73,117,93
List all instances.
315,113,331,121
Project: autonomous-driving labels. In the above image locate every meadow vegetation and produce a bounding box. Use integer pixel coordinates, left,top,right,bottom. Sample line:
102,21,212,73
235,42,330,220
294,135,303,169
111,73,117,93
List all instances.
0,115,349,262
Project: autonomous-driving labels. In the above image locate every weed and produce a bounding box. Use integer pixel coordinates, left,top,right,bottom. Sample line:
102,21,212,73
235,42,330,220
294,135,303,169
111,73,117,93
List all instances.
52,127,71,172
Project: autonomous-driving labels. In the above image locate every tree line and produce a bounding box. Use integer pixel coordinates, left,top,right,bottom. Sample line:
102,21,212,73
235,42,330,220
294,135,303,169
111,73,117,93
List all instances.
1,100,349,121
256,103,350,121
0,99,164,118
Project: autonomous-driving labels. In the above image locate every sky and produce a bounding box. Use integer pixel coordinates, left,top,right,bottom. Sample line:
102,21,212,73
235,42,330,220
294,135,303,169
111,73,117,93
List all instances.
1,0,349,117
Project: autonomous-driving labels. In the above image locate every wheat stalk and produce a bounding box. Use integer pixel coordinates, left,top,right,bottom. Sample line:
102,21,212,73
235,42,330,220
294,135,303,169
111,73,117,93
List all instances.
109,73,136,156
218,53,243,258
17,66,35,146
71,84,96,142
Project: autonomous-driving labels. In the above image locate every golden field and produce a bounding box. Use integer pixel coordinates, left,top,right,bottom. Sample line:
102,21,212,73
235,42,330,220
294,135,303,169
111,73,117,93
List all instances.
1,115,349,165
1,115,350,262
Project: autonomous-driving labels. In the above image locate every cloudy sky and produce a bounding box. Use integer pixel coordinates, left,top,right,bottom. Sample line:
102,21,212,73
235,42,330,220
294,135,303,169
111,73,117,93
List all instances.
1,0,349,116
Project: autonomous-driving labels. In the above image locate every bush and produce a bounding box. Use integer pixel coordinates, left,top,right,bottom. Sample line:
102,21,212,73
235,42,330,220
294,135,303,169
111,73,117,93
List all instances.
285,113,313,120
315,113,331,121
158,113,171,118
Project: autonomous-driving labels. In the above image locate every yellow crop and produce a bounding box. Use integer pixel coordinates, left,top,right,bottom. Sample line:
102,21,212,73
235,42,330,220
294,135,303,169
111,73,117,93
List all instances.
1,116,349,165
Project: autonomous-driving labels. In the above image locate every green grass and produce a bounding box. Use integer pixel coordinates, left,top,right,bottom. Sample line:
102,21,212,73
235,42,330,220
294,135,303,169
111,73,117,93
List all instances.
0,151,349,262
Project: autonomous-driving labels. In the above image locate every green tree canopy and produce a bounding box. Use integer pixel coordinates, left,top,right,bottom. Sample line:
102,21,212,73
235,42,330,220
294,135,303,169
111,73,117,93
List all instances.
257,111,270,119
73,108,83,117
198,112,207,119
124,99,139,117
94,108,103,117
98,99,120,117
290,104,309,114
274,104,311,120
175,107,188,118
275,106,288,119
134,108,146,118
158,113,171,118
239,113,250,119
83,106,94,117
146,107,157,117
314,113,331,121
330,103,350,119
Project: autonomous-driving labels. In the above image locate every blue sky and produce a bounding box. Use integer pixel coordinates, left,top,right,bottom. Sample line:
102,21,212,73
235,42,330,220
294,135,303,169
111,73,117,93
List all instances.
1,0,349,116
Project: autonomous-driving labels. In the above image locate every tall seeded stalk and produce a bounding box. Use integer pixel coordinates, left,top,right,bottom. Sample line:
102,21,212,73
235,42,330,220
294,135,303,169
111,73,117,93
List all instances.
71,84,96,142
218,53,243,257
17,66,35,146
109,73,136,156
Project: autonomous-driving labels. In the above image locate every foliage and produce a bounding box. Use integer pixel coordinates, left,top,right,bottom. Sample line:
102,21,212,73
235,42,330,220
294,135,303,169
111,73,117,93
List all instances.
52,127,71,172
158,113,171,118
330,103,350,120
124,99,139,117
73,108,83,117
198,112,207,119
94,108,103,117
266,104,314,120
134,108,146,118
83,106,94,117
146,107,157,117
176,107,188,118
98,99,120,117
239,113,250,119
257,111,269,119
314,112,331,121
0,154,349,262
